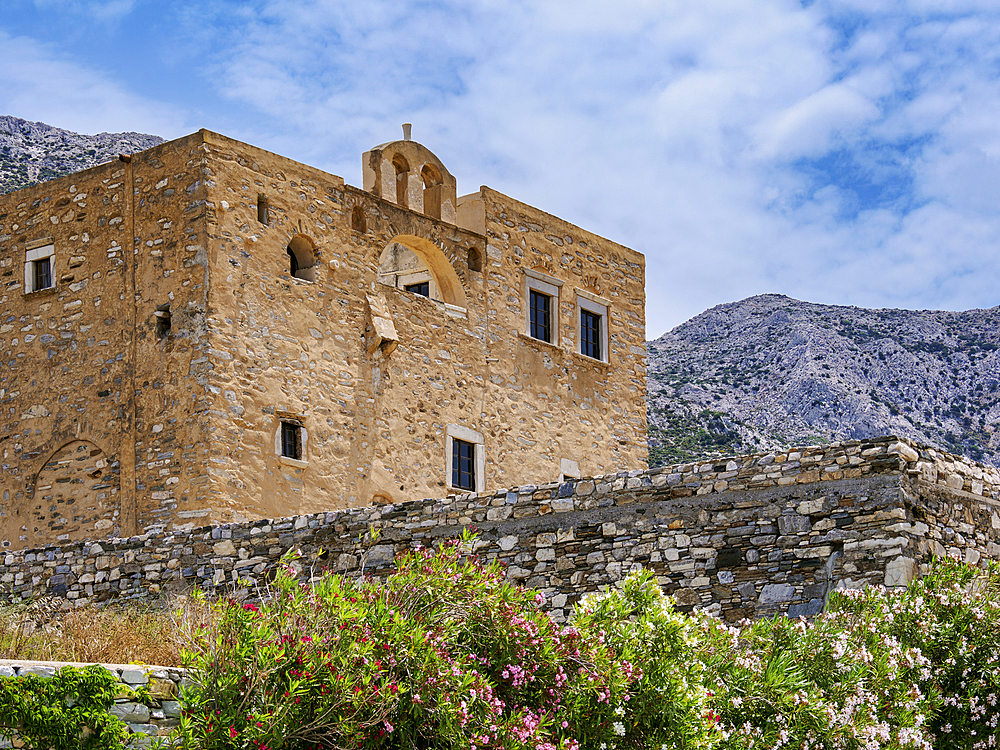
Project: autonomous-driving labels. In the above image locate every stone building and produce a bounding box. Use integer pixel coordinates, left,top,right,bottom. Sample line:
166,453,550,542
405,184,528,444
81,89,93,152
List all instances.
0,128,647,549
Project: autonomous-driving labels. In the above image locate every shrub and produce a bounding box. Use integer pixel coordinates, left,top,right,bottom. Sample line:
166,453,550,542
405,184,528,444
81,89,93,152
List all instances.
174,535,717,750
0,664,139,750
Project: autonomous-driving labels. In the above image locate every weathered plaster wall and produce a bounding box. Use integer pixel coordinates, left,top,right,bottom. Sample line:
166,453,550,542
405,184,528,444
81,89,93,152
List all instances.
2,438,996,623
0,134,213,549
0,660,182,747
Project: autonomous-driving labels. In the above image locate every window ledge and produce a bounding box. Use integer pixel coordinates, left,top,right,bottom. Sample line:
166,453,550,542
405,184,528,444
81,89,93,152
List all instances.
278,455,308,468
571,350,611,368
517,331,564,353
22,286,58,299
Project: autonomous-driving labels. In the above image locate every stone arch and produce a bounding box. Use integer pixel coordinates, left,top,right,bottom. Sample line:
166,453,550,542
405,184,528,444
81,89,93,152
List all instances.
420,163,444,219
362,139,458,222
4,440,121,548
286,234,318,281
392,154,410,208
376,235,468,309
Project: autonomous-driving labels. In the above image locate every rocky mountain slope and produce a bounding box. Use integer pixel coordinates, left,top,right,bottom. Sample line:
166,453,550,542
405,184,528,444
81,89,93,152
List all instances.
0,116,162,195
647,294,1000,468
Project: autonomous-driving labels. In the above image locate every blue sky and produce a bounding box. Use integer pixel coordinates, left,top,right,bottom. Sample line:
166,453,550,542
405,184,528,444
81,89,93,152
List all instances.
2,0,1000,338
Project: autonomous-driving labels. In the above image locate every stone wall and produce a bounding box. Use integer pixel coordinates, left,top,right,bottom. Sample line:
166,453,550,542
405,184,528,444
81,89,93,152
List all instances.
0,660,182,747
1,437,997,622
2,128,647,543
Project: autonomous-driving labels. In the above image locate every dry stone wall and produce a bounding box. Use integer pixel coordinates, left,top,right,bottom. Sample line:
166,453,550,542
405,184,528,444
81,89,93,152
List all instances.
1,437,997,623
0,659,182,747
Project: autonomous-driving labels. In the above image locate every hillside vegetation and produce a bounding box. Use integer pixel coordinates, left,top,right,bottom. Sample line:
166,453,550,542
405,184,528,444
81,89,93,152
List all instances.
647,294,1000,467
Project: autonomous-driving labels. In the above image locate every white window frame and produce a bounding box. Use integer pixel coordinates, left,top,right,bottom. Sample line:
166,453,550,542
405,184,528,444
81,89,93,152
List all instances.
274,418,308,468
576,289,610,362
445,424,485,493
524,268,562,345
24,242,55,293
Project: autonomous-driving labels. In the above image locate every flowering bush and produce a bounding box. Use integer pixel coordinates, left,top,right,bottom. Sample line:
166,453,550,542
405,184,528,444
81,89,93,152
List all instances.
174,538,998,750
174,534,715,750
829,557,1000,749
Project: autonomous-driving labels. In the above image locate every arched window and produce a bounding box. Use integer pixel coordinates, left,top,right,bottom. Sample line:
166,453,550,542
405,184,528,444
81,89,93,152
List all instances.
375,235,468,309
392,154,410,208
421,163,443,219
351,206,367,233
286,235,318,282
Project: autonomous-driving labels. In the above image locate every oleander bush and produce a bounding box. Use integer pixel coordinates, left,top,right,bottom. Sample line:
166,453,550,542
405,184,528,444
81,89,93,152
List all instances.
170,538,998,750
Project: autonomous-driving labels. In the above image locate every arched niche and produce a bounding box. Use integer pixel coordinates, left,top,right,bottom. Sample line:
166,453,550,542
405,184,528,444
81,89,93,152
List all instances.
286,234,319,281
351,206,367,233
376,235,468,309
3,440,121,548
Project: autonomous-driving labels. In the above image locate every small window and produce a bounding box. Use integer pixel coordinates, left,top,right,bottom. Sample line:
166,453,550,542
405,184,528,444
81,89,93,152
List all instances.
529,289,551,343
351,206,366,233
467,247,482,273
33,257,52,290
280,421,302,460
523,269,562,345
154,305,171,339
446,424,484,494
452,439,476,491
576,292,609,362
286,235,318,281
257,195,269,225
405,281,430,297
581,309,601,359
24,243,55,293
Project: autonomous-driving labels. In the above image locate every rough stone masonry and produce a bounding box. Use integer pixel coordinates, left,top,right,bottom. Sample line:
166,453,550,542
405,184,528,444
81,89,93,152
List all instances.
1,436,997,623
0,128,647,549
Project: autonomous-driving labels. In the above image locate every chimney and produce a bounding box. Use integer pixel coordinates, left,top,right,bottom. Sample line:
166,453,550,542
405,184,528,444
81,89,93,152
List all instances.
402,123,412,141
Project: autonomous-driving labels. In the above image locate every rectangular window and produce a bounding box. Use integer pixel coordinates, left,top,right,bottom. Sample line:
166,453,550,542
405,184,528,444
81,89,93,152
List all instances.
280,421,302,460
529,289,551,342
154,305,171,339
24,243,55,293
257,194,269,225
33,257,52,291
452,438,476,491
581,309,601,360
405,281,430,297
524,269,562,345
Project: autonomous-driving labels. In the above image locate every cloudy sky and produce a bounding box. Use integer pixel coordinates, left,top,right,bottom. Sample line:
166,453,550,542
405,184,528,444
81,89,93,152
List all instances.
2,0,999,338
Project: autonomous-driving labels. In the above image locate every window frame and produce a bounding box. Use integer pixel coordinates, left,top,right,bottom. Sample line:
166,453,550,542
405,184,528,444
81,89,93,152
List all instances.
576,291,610,363
24,242,55,294
523,269,562,345
275,418,308,468
445,424,484,494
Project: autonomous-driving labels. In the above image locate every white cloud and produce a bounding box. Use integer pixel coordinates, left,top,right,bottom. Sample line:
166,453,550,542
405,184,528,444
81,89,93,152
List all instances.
0,31,186,137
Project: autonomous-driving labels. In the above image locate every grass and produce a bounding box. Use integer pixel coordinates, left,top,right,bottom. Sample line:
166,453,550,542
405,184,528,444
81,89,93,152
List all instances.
0,598,201,667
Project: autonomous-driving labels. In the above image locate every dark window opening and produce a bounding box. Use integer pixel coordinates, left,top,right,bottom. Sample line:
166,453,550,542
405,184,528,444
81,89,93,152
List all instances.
280,421,302,460
452,438,475,491
467,247,482,272
351,206,366,233
257,195,269,225
405,281,430,297
33,258,52,291
529,289,551,343
581,309,602,360
154,305,171,339
287,246,299,276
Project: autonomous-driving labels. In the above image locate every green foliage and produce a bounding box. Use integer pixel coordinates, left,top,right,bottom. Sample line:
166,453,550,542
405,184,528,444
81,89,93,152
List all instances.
0,664,137,750
174,535,717,750
173,542,1000,750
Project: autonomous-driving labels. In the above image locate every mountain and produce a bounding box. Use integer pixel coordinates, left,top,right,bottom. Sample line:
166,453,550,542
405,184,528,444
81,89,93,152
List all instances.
646,294,1000,468
0,116,163,195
